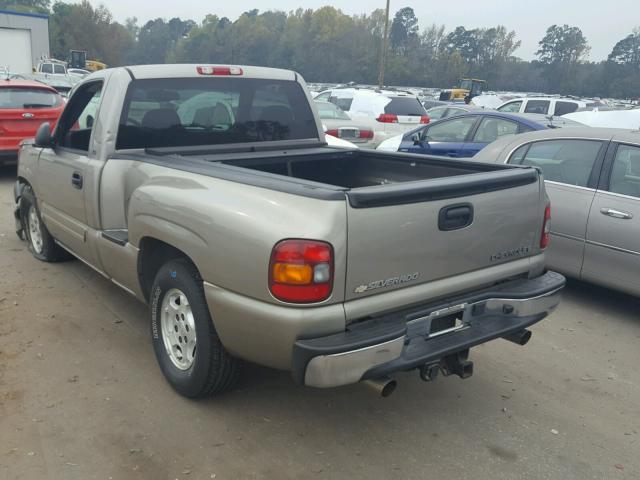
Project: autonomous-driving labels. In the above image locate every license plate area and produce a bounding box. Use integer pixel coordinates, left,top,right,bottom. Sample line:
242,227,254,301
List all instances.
339,128,358,139
405,303,468,340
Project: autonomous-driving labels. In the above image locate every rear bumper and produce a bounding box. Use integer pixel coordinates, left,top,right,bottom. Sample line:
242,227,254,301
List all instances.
293,271,565,388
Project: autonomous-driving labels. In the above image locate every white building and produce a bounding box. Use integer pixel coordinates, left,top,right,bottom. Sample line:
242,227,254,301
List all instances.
0,9,50,74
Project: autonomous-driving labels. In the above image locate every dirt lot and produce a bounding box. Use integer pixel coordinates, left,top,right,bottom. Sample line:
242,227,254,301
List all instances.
0,165,638,480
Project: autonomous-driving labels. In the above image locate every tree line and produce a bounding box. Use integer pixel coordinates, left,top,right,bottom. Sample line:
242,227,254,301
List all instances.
2,0,639,99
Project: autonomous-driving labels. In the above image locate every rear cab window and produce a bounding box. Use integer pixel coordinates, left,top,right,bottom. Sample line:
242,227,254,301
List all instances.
116,78,319,150
0,87,62,109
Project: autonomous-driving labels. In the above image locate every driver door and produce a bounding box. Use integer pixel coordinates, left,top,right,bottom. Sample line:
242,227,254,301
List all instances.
402,115,478,157
35,81,103,263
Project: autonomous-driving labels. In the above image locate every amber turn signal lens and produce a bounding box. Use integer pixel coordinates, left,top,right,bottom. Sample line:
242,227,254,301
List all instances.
272,263,313,285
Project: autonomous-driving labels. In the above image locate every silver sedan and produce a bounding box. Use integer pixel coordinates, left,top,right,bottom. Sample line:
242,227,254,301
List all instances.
471,127,640,297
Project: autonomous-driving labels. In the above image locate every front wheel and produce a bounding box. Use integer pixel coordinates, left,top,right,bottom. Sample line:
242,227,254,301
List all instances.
150,259,241,398
19,185,67,262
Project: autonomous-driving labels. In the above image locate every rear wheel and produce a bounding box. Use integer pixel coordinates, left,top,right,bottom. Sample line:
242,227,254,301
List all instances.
150,259,241,398
19,185,67,262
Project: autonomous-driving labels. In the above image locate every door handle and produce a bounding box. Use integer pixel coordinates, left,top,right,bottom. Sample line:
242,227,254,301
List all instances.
71,172,83,189
439,203,474,231
600,208,633,220
447,151,460,157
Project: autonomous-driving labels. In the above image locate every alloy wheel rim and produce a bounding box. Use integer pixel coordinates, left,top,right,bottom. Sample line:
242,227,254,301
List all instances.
28,206,44,254
160,288,197,370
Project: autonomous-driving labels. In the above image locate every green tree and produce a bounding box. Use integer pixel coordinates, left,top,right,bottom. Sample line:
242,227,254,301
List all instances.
536,24,590,93
389,7,419,55
608,28,640,71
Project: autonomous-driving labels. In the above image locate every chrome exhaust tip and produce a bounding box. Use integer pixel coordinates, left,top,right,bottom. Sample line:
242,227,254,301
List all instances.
363,377,397,397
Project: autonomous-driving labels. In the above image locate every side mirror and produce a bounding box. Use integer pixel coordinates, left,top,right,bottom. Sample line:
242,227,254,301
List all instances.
411,132,422,145
35,122,53,148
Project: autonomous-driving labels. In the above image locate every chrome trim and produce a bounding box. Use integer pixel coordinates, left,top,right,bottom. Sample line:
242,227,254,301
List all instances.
600,207,633,219
545,181,596,193
304,288,563,388
585,240,640,257
304,337,405,388
595,190,640,202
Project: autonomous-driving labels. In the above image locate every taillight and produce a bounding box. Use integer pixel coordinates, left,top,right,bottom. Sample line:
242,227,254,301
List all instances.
359,129,374,139
269,240,333,303
420,115,430,124
197,66,243,76
540,204,551,249
377,113,398,123
325,129,339,137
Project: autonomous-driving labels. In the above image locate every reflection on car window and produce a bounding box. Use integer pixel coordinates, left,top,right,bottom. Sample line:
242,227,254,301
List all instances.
524,100,550,115
426,107,448,120
315,102,350,120
609,144,640,198
425,116,476,143
498,101,522,113
473,117,518,143
0,88,61,109
511,139,602,187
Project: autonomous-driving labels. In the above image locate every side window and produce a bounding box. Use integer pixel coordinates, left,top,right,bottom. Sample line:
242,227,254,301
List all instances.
330,96,353,111
55,82,103,152
40,63,53,74
54,64,66,74
446,107,466,118
424,116,477,143
511,139,602,187
524,100,550,115
608,144,640,198
472,117,519,143
497,101,522,113
314,92,331,102
554,101,579,116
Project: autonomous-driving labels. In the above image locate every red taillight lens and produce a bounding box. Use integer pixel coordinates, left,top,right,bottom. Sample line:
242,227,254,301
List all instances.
377,113,398,123
420,115,430,124
359,129,374,139
325,129,339,137
540,204,551,249
269,240,334,303
197,66,243,76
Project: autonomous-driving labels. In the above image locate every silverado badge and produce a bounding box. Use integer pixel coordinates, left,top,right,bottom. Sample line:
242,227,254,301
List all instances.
354,272,420,293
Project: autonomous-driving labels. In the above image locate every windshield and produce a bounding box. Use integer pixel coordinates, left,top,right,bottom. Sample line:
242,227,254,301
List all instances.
0,87,62,109
383,97,426,116
315,101,350,120
116,77,319,149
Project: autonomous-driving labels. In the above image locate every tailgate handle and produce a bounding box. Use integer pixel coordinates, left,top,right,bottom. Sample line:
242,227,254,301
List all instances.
439,203,474,231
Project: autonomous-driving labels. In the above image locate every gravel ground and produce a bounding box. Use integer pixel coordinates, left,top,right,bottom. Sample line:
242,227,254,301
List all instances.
0,166,638,480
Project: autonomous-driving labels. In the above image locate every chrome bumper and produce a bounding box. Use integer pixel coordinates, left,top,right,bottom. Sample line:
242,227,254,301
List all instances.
298,272,564,388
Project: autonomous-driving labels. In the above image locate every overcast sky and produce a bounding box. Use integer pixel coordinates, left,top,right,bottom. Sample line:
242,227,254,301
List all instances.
94,0,638,61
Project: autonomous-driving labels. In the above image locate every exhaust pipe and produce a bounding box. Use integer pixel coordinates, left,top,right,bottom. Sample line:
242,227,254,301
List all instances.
502,329,532,346
363,377,397,397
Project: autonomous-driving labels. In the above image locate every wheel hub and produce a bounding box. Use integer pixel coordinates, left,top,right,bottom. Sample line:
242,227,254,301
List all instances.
28,206,44,254
160,288,197,370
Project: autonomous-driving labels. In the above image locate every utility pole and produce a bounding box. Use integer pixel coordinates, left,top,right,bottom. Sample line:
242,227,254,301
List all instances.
378,0,391,89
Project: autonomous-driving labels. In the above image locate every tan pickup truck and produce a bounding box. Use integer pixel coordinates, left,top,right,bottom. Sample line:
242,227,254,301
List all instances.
13,64,564,398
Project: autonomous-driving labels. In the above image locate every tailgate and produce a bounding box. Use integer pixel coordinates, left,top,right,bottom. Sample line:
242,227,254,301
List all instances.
344,168,544,301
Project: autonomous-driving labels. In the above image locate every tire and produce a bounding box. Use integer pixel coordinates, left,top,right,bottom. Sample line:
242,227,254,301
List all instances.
150,258,241,398
19,185,67,262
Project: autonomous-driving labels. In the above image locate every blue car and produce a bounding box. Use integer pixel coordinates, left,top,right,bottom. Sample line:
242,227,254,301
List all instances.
395,112,550,158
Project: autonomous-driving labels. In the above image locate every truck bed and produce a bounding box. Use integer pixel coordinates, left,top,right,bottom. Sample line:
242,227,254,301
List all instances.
221,148,516,189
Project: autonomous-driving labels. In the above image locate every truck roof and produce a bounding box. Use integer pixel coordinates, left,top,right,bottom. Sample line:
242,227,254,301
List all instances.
124,64,298,82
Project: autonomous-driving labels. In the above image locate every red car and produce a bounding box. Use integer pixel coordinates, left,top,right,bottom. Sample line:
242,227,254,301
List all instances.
0,79,65,166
